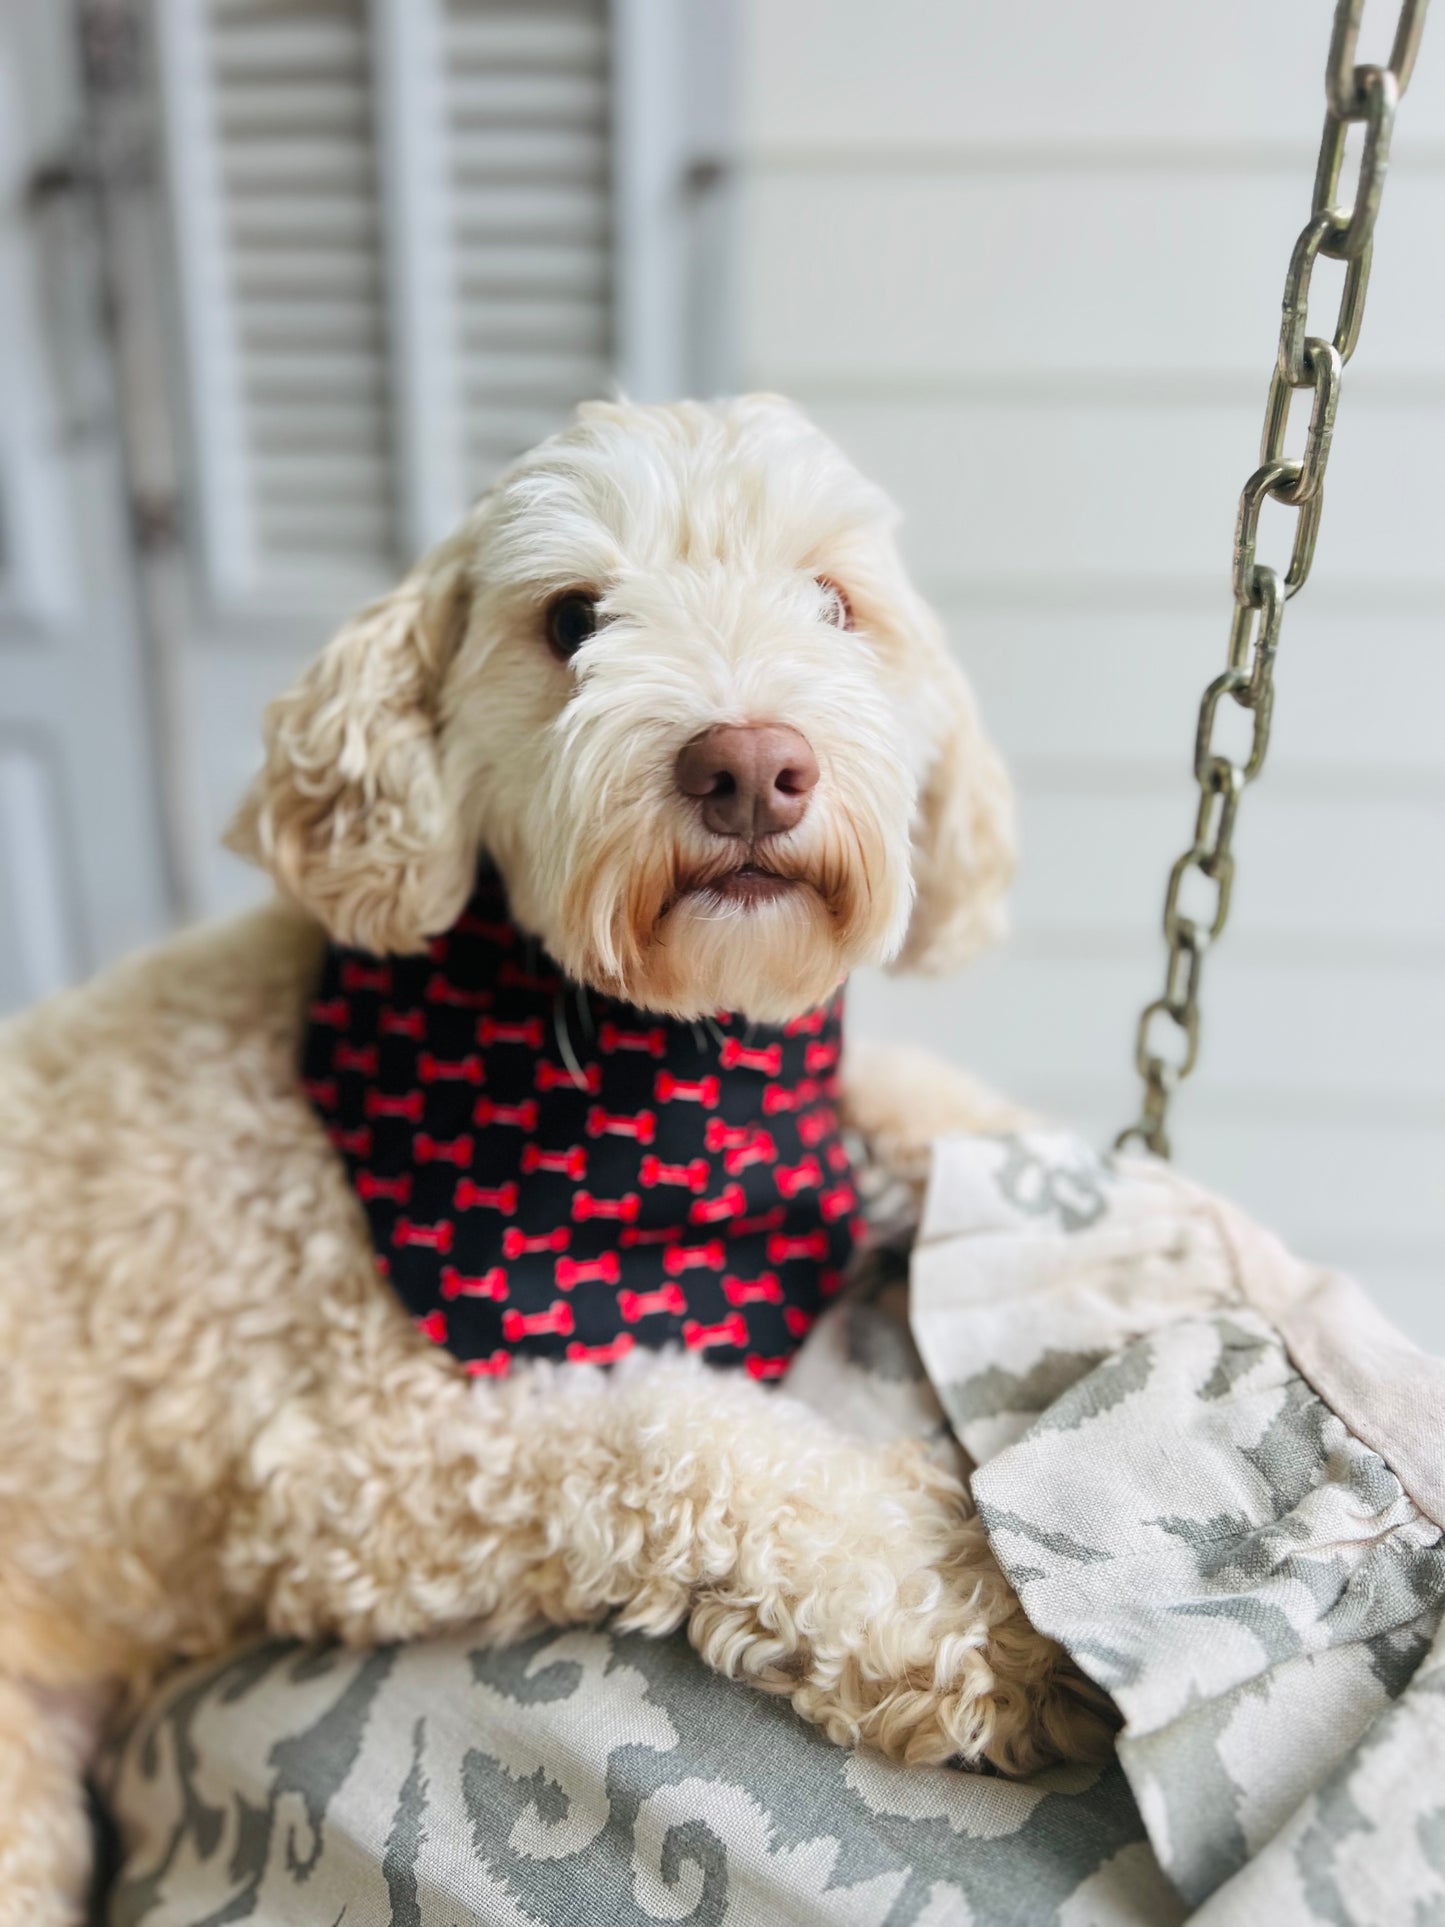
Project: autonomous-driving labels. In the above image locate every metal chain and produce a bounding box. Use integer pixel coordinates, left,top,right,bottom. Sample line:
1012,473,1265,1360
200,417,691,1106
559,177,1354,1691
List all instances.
1117,0,1429,1159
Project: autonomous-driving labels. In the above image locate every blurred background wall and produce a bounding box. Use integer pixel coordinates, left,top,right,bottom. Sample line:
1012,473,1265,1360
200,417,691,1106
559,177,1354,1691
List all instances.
1,0,1441,1345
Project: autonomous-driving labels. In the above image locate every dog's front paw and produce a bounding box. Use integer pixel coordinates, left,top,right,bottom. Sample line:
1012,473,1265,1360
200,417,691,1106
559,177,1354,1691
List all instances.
687,1444,1117,1776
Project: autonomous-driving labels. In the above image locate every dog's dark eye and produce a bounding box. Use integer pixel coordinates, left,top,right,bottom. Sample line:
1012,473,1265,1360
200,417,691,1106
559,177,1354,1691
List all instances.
546,592,599,660
817,578,853,630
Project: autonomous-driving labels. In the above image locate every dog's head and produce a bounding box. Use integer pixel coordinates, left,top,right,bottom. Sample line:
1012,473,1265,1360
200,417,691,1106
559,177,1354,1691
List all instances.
229,396,1012,1023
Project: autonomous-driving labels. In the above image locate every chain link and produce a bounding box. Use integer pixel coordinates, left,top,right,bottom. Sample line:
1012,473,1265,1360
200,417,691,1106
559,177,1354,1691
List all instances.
1116,0,1428,1159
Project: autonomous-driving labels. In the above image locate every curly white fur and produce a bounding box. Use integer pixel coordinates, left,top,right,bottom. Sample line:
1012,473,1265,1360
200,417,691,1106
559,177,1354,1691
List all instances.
0,399,1107,1923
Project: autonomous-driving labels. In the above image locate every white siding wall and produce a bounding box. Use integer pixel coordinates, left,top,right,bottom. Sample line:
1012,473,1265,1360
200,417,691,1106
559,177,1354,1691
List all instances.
736,0,1445,1348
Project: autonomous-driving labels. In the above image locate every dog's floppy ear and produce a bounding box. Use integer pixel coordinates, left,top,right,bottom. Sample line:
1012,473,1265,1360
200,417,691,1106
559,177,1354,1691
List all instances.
226,529,478,954
893,621,1015,976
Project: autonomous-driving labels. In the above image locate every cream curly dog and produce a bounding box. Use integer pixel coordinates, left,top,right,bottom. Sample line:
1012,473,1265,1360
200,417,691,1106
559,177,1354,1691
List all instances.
0,397,1109,1919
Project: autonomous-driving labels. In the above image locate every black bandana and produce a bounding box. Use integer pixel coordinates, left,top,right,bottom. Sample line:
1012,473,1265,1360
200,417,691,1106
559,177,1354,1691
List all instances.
302,866,860,1378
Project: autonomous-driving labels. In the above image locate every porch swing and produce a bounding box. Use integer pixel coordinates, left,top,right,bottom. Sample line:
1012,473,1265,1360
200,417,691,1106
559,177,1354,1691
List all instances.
100,5,1445,1921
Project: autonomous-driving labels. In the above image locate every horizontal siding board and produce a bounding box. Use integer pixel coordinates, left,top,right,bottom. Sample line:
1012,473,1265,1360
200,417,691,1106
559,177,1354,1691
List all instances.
846,951,1445,1110
798,397,1445,591
743,172,1444,379
745,0,1445,148
944,608,1445,776
1010,789,1445,948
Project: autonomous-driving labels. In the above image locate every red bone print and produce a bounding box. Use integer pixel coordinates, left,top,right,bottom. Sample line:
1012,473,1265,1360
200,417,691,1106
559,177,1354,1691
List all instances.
767,1228,829,1264
465,1350,511,1377
395,1218,454,1254
535,1060,601,1094
598,1023,666,1058
797,1107,839,1148
521,1144,586,1180
328,1124,372,1157
572,1191,641,1224
478,1016,545,1049
704,1119,757,1153
381,1009,425,1039
805,1041,841,1075
419,1052,484,1085
455,1178,518,1214
618,1282,687,1322
682,1313,748,1351
820,1182,857,1222
502,1301,574,1342
474,1097,538,1131
440,1265,508,1301
457,913,515,946
821,1268,846,1298
718,1038,783,1076
619,1224,680,1248
416,1310,448,1344
587,1106,656,1144
785,1306,815,1339
502,1226,570,1259
334,1044,379,1075
775,1155,823,1198
310,999,348,1028
746,1355,789,1380
566,1334,636,1365
654,1071,720,1108
426,973,491,1010
341,961,391,994
732,1206,787,1237
783,1009,827,1037
415,1132,474,1166
723,1133,777,1177
356,1171,412,1204
366,1090,423,1122
722,1272,783,1307
762,1079,822,1115
826,1142,851,1173
499,961,559,993
556,1252,622,1290
639,1155,709,1192
689,1183,747,1225
304,1079,338,1108
663,1239,726,1277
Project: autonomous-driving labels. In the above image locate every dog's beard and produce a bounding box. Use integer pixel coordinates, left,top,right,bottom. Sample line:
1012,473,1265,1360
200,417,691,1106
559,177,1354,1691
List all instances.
526,808,910,1024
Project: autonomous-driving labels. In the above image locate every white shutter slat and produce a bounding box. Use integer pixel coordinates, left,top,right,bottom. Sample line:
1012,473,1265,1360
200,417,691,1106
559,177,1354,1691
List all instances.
209,14,368,79
456,245,609,299
451,127,607,179
449,71,609,127
446,12,608,73
444,0,614,500
216,79,369,141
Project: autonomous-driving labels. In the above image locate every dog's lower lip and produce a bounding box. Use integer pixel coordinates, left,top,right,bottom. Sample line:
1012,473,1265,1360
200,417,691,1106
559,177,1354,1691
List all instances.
690,868,800,905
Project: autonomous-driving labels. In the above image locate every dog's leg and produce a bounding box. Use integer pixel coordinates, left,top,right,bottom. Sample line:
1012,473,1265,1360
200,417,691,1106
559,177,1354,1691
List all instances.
237,1354,1111,1773
840,1039,1033,1205
0,1678,98,1927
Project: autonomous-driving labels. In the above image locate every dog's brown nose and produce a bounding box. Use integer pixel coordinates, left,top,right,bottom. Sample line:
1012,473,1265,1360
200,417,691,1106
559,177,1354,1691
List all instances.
675,724,819,839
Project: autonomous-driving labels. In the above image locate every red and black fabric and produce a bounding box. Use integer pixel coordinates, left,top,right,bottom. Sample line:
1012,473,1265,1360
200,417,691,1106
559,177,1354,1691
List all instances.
302,865,861,1379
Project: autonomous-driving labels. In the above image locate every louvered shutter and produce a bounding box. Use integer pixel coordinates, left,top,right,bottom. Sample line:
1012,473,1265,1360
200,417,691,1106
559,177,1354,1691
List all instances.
161,0,624,610
162,0,397,601
443,0,613,500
